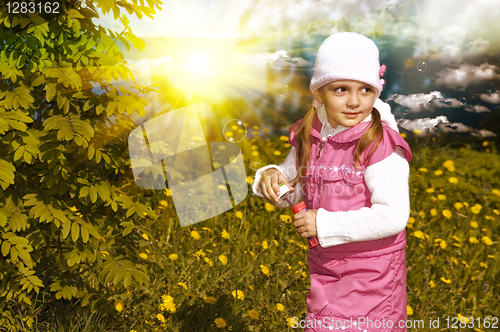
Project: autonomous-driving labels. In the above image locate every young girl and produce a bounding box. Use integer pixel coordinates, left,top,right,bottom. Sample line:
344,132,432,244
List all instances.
253,32,412,332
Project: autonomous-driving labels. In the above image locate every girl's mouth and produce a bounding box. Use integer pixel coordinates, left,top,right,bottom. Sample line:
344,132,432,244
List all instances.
343,112,359,119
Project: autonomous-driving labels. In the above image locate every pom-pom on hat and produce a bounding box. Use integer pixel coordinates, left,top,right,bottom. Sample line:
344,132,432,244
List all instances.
310,32,385,102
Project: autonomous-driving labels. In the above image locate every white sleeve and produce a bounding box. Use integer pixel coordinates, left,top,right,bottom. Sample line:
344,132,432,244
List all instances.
315,146,410,248
252,146,303,208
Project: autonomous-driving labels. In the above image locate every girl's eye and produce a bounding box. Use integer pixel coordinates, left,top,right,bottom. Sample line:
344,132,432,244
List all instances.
334,87,346,92
362,87,372,93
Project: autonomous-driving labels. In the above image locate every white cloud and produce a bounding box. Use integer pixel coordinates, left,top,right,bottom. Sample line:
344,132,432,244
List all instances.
387,91,443,111
464,104,491,113
434,63,500,91
398,116,496,137
235,51,311,67
479,91,500,104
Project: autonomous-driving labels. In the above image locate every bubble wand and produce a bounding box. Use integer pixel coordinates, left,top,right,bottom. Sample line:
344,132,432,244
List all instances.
278,183,319,248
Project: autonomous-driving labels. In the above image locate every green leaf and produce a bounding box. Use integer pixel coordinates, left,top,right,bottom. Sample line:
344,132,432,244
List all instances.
81,224,89,243
71,222,80,242
45,83,57,102
1,241,11,257
89,185,97,203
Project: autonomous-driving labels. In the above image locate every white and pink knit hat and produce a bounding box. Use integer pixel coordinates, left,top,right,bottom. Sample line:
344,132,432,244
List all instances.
310,32,386,107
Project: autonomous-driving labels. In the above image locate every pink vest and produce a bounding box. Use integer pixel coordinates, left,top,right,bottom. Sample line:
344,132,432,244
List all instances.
289,112,413,257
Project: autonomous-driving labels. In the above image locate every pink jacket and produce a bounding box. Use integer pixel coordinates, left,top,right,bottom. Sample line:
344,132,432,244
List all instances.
289,113,412,255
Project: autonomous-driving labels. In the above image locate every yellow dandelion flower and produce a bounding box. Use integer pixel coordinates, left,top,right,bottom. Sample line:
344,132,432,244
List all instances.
492,189,500,196
204,257,213,266
235,211,243,219
159,200,168,208
301,271,307,279
493,209,499,215
463,202,469,207
114,300,125,312
204,296,217,304
485,215,494,221
191,230,201,240
69,206,77,212
418,167,428,173
273,150,281,156
284,143,291,148
437,194,446,200
434,169,443,176
246,176,254,184
219,254,228,265
430,209,437,216
231,290,245,300
248,285,254,290
169,253,178,260
487,255,495,259
253,126,259,130
480,262,488,268
177,282,187,290
482,236,493,246
447,165,456,172
265,203,275,212
413,231,425,240
413,129,422,134
454,202,464,210
418,211,426,218
400,133,407,138
139,253,148,260
439,240,447,249
440,277,451,284
273,240,279,247
471,204,482,214
142,233,149,241
156,314,166,323
280,214,292,223
262,241,269,249
469,237,479,244
452,236,461,242
164,188,172,196
214,318,226,328
221,229,230,239
428,280,435,288
251,151,259,157
260,265,270,276
286,317,295,327
482,141,489,147
407,305,413,316
276,303,284,312
443,160,454,168
288,239,295,243
442,210,452,219
448,177,458,184
408,217,415,224
462,261,469,267
470,221,478,228
280,135,289,141
426,188,435,193
248,309,259,320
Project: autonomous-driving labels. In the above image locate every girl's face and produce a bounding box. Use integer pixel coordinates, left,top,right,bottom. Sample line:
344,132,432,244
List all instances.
313,80,376,129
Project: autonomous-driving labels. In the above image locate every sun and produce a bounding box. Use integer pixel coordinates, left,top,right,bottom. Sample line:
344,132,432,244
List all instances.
188,54,210,74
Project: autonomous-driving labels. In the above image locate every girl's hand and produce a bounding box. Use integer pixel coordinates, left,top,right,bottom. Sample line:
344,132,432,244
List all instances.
293,209,318,238
260,168,294,204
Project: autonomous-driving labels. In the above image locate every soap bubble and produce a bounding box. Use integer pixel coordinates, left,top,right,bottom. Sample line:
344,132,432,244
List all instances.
417,62,427,72
403,110,409,116
459,97,467,105
187,189,194,196
187,142,195,150
223,119,247,143
276,84,291,98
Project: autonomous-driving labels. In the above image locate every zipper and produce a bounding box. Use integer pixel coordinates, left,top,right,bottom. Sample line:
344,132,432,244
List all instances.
316,139,326,158
316,135,331,159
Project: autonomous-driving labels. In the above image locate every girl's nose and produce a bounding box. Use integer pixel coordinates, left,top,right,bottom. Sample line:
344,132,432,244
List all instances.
347,93,360,108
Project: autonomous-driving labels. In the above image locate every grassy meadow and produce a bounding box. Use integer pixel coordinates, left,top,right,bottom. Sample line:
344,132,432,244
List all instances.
29,130,499,332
